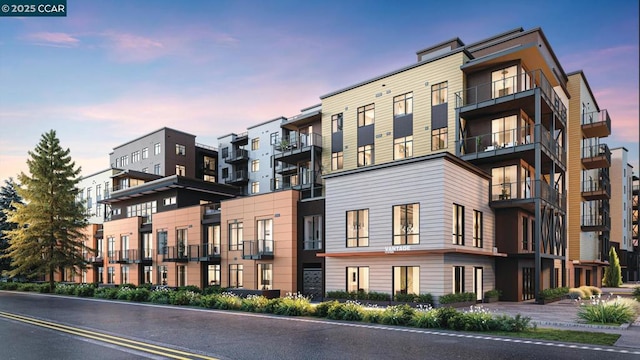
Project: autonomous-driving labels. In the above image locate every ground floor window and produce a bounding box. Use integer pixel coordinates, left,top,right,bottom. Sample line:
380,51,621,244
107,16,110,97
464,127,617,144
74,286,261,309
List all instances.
144,266,153,284
107,267,115,284
98,267,104,284
177,265,187,287
393,266,419,295
121,266,129,284
158,265,168,285
229,264,243,288
346,266,369,293
258,263,273,290
453,266,464,293
208,265,220,286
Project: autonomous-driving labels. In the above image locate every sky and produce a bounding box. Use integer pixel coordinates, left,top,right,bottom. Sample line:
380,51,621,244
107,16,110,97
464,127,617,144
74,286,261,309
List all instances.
0,0,638,183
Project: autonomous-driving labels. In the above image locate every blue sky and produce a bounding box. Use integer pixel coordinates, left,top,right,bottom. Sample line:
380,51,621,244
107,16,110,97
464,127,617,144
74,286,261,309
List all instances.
1,0,638,182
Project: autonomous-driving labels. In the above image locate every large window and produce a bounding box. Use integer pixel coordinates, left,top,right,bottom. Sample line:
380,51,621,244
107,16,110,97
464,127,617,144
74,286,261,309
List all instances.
251,138,260,150
107,267,115,284
176,144,186,155
431,128,447,150
154,164,161,175
142,147,149,159
453,266,465,293
126,201,157,222
431,81,448,105
208,265,220,286
473,210,483,248
393,92,413,116
176,228,187,257
522,217,529,251
347,266,369,293
393,203,419,245
251,159,259,172
357,144,374,167
332,113,343,133
144,266,153,284
452,204,464,245
347,209,369,247
394,136,413,160
121,235,129,260
154,143,161,155
491,66,517,98
121,266,129,284
229,222,243,251
177,265,187,287
357,104,374,127
131,150,140,163
158,265,168,285
204,224,221,256
229,264,243,288
492,165,517,200
331,151,343,170
157,230,168,255
98,267,104,284
258,264,273,290
304,215,322,250
107,237,115,258
251,181,259,194
256,219,273,254
142,233,153,259
393,266,419,295
491,115,517,148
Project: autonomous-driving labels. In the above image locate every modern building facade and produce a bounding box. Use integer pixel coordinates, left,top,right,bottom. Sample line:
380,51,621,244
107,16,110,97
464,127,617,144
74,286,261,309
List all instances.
610,148,634,281
632,174,639,281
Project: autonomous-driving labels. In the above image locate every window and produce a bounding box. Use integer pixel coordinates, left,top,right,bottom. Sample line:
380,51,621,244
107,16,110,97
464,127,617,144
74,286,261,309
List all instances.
394,136,413,160
96,238,103,258
431,128,447,150
204,174,216,183
121,266,129,284
142,147,149,159
393,92,413,116
347,209,369,247
394,266,419,295
431,81,448,105
251,138,260,150
491,66,517,98
204,156,215,170
257,219,273,254
491,115,517,148
522,217,529,250
154,143,161,155
157,230,168,255
98,267,104,284
452,204,464,245
121,155,129,166
221,168,229,179
473,210,483,248
229,264,243,288
125,201,157,222
131,151,140,163
86,188,92,211
357,144,374,167
270,133,279,145
492,165,517,200
144,266,153,284
221,147,228,158
163,196,177,206
177,265,187,287
158,265,168,285
204,224,221,256
331,151,343,170
251,159,259,172
142,233,153,259
251,181,260,194
229,222,243,251
176,144,186,155
393,203,419,245
154,164,161,175
453,266,465,293
258,264,273,290
121,235,129,260
107,267,115,284
332,113,343,133
115,158,120,168
304,215,322,250
176,165,186,176
357,104,375,127
207,265,220,286
107,236,115,258
176,228,187,257
347,267,369,293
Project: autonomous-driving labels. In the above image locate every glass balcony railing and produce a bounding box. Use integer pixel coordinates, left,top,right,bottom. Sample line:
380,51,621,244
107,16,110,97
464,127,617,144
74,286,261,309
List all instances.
582,143,610,162
273,132,322,153
242,239,274,260
272,170,321,191
492,180,565,209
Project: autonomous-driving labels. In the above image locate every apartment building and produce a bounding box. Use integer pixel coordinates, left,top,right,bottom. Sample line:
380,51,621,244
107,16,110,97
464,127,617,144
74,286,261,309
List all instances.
632,175,639,281
566,71,612,287
610,148,634,281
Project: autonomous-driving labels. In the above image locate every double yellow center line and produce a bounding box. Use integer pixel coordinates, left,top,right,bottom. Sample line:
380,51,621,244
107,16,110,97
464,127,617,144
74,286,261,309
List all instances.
0,311,219,360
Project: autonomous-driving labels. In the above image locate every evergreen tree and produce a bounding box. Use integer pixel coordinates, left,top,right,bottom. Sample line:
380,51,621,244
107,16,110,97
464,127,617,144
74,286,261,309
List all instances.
603,246,623,287
3,130,88,290
0,178,23,277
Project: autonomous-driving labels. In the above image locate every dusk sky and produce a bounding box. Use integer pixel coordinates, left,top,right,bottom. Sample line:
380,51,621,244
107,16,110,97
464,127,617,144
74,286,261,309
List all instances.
1,0,638,183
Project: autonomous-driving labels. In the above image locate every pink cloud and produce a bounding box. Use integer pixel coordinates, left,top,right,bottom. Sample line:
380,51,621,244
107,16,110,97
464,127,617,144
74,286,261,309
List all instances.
26,32,80,47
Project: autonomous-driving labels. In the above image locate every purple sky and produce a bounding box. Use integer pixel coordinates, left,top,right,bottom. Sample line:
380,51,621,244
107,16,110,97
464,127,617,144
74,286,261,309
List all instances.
1,0,638,182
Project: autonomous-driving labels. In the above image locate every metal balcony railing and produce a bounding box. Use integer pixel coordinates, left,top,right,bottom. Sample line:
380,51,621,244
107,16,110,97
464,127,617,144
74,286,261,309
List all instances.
582,143,610,161
163,245,188,262
242,239,274,260
272,170,321,191
491,180,565,209
273,132,323,153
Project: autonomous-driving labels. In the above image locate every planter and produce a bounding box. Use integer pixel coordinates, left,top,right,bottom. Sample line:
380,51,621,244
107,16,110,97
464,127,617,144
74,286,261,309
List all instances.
483,296,499,303
537,297,563,305
439,300,476,308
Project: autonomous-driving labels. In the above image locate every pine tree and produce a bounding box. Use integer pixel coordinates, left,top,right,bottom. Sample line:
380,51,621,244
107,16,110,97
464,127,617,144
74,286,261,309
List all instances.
0,178,23,277
3,130,88,291
603,246,623,287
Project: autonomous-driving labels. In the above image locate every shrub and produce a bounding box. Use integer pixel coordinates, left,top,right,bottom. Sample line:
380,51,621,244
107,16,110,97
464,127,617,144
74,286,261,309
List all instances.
94,287,119,299
393,293,433,305
539,287,569,300
491,314,532,332
170,290,201,306
568,287,586,300
116,286,136,300
74,284,96,297
37,283,52,293
362,308,382,323
409,305,439,328
119,283,137,289
633,286,640,301
577,296,638,324
325,301,364,321
603,247,623,287
130,288,150,302
367,291,391,301
579,286,593,298
380,304,415,326
271,292,313,316
178,285,201,294
1,282,19,290
314,300,338,318
448,306,494,331
202,285,224,295
148,287,172,304
438,292,475,304
215,292,242,310
434,307,460,328
241,295,270,313
326,290,349,299
54,283,77,295
484,289,501,299
17,283,39,292
587,286,602,296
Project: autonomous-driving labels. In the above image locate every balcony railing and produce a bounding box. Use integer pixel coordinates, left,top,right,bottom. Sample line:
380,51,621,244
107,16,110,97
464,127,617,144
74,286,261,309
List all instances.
272,170,321,191
273,133,323,153
581,178,611,200
88,253,104,265
581,109,611,138
225,149,249,163
582,214,610,229
491,180,565,209
224,170,249,184
582,143,611,169
163,245,188,262
114,249,137,264
242,239,274,260
455,69,567,122
188,243,221,261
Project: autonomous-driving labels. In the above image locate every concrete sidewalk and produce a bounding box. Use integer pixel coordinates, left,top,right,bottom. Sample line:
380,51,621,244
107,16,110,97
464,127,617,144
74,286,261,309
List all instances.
479,288,640,349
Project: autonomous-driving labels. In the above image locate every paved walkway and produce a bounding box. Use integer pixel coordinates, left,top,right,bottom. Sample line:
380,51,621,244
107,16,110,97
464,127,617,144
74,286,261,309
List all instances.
479,286,640,349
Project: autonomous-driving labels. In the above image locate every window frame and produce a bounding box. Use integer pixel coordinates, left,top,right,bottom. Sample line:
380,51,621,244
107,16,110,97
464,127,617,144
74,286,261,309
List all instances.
473,210,483,248
452,203,464,245
431,128,448,151
346,266,369,293
229,222,243,251
453,266,465,293
346,209,369,247
357,144,374,167
332,113,343,133
431,81,448,105
393,203,420,245
393,266,419,296
357,104,375,127
394,136,413,160
331,151,344,170
229,264,243,288
393,92,413,117
251,138,260,150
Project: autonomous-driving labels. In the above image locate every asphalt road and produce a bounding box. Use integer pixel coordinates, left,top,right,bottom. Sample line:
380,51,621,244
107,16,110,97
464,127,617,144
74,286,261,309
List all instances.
0,291,638,360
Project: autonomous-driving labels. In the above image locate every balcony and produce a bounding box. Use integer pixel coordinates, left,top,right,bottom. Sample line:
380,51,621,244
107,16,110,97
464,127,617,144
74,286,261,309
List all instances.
273,133,322,164
582,144,610,170
162,245,188,262
458,124,565,166
581,178,611,201
455,69,567,125
188,243,221,262
88,253,104,266
582,109,611,138
223,170,249,186
224,149,249,164
581,214,610,232
491,180,565,210
115,249,137,264
137,249,153,265
242,239,274,260
230,132,248,145
272,170,322,192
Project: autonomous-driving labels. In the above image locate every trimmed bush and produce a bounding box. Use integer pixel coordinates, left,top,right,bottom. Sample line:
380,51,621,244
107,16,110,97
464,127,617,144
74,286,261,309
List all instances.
326,301,364,321
202,285,224,295
484,289,502,299
314,300,338,318
270,292,313,316
215,292,242,310
170,290,201,306
438,292,475,304
241,295,271,313
177,285,202,294
380,304,415,326
539,287,569,300
74,284,96,297
94,287,119,299
148,287,172,304
434,307,460,328
17,283,39,292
